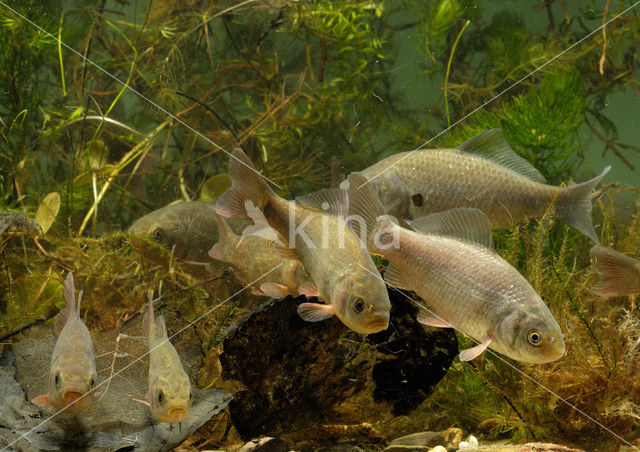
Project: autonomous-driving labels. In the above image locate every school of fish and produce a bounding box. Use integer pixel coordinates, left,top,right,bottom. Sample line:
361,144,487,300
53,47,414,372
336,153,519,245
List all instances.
38,128,628,423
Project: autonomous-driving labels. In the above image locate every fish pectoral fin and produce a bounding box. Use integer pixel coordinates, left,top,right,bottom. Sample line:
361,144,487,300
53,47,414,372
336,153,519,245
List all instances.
260,282,292,299
295,188,348,219
298,281,319,298
251,288,268,296
297,302,335,322
416,311,451,328
459,337,492,361
31,394,51,407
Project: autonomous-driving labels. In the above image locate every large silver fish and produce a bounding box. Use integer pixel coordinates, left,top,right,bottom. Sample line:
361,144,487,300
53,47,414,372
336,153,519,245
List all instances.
209,212,313,298
347,172,566,363
143,293,191,423
215,149,390,334
590,246,640,297
32,272,97,412
351,129,610,243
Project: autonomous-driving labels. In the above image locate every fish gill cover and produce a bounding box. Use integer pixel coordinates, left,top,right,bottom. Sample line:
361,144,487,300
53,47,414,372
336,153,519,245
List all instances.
0,0,639,451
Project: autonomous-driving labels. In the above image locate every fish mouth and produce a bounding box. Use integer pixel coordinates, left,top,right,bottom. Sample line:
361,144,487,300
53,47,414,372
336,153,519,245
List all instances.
363,316,390,334
160,408,188,423
60,391,89,411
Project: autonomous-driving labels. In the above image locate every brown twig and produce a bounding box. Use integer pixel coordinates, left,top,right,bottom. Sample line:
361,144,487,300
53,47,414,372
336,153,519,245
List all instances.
585,117,635,170
318,39,326,83
599,0,611,75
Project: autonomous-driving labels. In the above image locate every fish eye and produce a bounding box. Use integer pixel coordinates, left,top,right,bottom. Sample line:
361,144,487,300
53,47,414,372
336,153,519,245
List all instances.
152,228,164,242
353,298,365,314
528,330,542,346
54,373,61,387
157,390,165,404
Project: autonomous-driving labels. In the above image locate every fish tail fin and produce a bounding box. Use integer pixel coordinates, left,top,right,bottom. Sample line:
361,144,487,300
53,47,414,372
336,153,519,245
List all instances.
555,166,611,243
209,213,237,261
590,246,640,297
215,148,273,220
55,271,77,335
345,172,392,248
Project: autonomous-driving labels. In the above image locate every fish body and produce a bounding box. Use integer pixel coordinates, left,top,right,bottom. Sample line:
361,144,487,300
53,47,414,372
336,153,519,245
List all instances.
355,129,610,243
32,272,97,412
347,172,565,363
128,200,247,274
209,212,312,297
144,295,191,423
215,149,390,334
590,246,640,297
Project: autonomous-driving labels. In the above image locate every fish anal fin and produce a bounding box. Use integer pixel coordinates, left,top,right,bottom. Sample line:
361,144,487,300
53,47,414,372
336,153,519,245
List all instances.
298,281,319,298
297,302,334,322
417,311,451,328
260,282,293,299
295,188,348,219
459,337,492,361
32,394,51,407
457,129,546,183
408,208,494,250
383,262,411,290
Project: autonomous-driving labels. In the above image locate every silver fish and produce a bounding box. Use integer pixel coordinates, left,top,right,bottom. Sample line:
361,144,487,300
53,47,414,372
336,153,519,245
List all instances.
215,149,390,334
144,293,191,423
347,172,566,363
32,272,97,412
209,212,313,298
350,129,610,243
590,246,640,297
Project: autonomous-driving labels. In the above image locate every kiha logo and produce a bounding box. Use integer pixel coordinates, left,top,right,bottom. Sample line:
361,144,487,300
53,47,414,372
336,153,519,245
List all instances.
238,200,284,247
238,199,399,251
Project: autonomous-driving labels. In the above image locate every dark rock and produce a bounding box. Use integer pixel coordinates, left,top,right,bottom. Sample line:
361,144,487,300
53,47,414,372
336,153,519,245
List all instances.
238,436,289,452
220,291,457,440
367,290,459,415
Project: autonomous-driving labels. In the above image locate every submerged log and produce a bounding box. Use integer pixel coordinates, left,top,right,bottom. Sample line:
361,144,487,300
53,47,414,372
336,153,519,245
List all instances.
220,290,458,440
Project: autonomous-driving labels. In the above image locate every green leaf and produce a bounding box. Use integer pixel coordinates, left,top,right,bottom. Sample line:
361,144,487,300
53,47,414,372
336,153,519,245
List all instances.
35,192,61,234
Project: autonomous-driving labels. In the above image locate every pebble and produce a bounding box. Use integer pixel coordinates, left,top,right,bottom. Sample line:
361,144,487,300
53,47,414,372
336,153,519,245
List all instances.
458,435,479,449
428,447,447,452
237,437,289,452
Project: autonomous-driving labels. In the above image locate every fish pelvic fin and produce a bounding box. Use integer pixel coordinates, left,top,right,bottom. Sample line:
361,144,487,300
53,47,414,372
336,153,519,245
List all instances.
555,166,611,243
345,172,391,248
260,282,294,299
590,246,640,297
56,271,78,335
32,394,51,407
215,148,273,220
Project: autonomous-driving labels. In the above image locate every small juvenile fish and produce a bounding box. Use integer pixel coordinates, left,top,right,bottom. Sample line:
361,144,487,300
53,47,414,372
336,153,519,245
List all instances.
32,272,97,412
143,293,191,423
347,172,566,363
351,129,610,243
590,246,640,297
215,149,390,334
209,212,313,298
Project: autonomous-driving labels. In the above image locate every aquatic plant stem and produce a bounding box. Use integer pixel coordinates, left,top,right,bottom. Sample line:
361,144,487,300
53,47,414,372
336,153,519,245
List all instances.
585,116,635,169
77,120,169,236
444,20,469,129
599,0,611,75
57,12,66,97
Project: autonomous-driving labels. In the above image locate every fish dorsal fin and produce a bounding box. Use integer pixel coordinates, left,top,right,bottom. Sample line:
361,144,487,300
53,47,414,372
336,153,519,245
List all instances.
295,188,348,219
408,208,494,250
457,129,546,183
383,262,412,291
56,272,77,335
156,314,169,340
